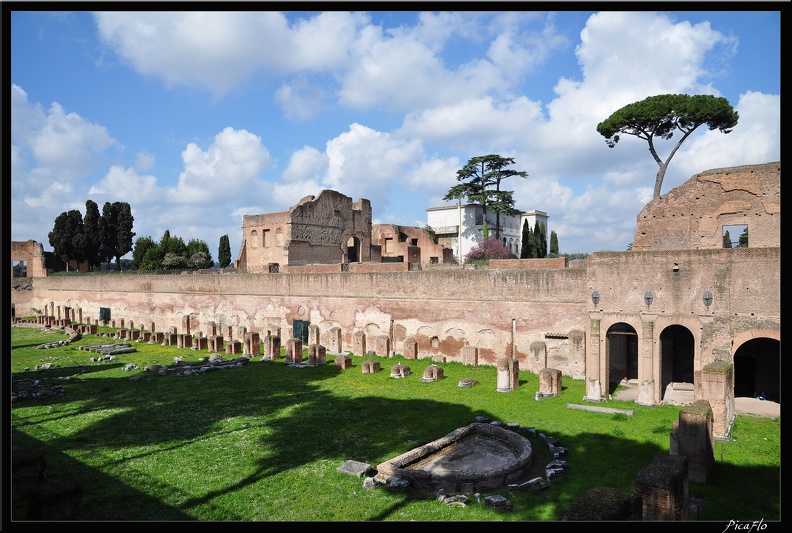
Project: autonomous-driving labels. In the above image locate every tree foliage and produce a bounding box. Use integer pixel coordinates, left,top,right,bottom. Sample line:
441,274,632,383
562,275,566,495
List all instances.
99,201,136,270
48,210,87,270
520,219,532,259
549,230,559,256
131,230,214,271
464,237,511,265
83,200,101,270
218,234,232,268
443,155,528,239
723,230,733,249
535,221,547,258
597,94,738,198
738,227,749,248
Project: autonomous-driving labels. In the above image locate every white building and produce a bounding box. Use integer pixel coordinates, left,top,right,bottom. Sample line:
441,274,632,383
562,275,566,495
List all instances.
426,203,549,262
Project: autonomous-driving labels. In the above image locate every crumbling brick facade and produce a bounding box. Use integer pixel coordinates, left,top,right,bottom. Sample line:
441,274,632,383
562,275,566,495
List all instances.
632,162,780,251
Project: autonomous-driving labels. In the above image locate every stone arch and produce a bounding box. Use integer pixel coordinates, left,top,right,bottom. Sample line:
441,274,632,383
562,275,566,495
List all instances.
732,329,780,403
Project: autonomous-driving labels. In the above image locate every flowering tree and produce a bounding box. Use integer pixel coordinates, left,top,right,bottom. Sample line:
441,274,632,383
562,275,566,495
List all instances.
464,238,512,265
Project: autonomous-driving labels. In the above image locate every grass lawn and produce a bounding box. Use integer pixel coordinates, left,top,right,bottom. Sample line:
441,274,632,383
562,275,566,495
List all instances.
8,325,780,522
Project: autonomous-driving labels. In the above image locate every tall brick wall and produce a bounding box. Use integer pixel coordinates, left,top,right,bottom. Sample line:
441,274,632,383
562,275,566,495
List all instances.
13,247,779,382
633,162,780,251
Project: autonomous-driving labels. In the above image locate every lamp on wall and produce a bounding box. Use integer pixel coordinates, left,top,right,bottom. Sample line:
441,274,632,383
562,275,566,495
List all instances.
644,291,653,306
591,290,600,305
703,290,713,308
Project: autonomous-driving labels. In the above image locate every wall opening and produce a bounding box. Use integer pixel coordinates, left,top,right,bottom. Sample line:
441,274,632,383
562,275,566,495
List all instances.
659,325,695,400
606,322,638,395
722,224,748,248
734,337,779,403
13,260,27,277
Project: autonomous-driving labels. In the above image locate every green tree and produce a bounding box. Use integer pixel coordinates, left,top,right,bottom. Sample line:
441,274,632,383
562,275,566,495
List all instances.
597,94,738,199
520,219,531,259
48,210,86,271
218,234,232,268
162,253,189,270
723,230,733,249
186,238,213,269
99,201,136,270
486,155,528,240
536,221,548,258
549,230,559,256
443,155,527,240
131,236,158,270
738,227,749,248
83,200,102,271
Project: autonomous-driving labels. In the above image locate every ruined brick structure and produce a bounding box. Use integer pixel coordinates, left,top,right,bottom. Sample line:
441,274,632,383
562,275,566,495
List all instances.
633,162,780,251
11,162,780,441
10,240,48,278
236,190,373,270
371,223,454,264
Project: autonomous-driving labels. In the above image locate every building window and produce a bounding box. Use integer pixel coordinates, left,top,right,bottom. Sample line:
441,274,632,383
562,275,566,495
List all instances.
263,229,270,247
722,224,748,248
250,230,258,248
276,228,284,246
385,238,393,253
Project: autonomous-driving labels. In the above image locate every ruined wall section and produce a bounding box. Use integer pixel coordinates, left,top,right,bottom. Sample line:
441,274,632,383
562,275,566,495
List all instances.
11,240,48,278
239,211,290,269
21,268,588,374
372,224,454,264
15,247,780,378
287,190,372,264
632,162,780,251
587,248,779,320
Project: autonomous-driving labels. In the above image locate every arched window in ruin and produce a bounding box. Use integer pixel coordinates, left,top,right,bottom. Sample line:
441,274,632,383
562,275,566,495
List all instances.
250,230,258,248
276,228,284,247
430,336,439,349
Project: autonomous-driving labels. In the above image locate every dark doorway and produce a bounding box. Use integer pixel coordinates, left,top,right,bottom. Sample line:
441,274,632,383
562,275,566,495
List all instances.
347,237,359,263
606,322,638,395
734,337,780,403
659,325,695,399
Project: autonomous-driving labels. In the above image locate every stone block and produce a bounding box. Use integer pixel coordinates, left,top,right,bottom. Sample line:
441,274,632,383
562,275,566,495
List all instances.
335,355,352,369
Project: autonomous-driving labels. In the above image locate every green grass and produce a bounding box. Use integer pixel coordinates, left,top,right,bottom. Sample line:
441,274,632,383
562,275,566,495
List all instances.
9,325,780,522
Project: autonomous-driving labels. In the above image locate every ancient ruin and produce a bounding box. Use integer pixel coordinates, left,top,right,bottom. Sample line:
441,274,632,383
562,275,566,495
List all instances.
10,162,781,444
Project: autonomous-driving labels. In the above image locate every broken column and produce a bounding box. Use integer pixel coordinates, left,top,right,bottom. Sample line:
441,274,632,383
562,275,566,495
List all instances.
328,327,342,354
496,356,519,392
461,346,478,367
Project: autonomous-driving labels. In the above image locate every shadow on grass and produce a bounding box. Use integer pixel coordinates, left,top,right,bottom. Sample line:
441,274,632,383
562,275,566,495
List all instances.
10,354,781,522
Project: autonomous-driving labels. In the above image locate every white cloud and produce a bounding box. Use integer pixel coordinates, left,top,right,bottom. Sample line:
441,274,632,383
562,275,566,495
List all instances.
135,151,156,170
275,76,327,121
170,127,273,204
94,11,367,97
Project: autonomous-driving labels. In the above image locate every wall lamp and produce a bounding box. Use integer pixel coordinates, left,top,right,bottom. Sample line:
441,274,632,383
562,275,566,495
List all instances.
591,290,600,305
703,290,713,307
644,291,653,306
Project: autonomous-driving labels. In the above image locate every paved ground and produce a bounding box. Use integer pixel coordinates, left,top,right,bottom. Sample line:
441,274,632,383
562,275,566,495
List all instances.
612,382,780,418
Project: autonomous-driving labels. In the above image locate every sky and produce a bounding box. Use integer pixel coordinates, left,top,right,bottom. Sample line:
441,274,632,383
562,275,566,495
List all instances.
7,7,781,261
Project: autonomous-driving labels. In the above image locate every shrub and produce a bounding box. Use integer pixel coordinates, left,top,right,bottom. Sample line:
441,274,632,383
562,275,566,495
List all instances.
464,238,511,264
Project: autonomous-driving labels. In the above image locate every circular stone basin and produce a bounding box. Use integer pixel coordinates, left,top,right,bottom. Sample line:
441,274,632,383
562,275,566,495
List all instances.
375,423,533,492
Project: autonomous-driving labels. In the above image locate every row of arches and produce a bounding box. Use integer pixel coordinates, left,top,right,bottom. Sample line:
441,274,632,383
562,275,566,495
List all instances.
605,322,780,404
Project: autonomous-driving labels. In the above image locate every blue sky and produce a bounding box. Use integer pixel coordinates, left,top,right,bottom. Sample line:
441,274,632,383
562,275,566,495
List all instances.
8,8,781,260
